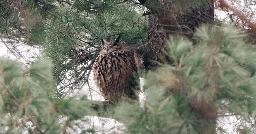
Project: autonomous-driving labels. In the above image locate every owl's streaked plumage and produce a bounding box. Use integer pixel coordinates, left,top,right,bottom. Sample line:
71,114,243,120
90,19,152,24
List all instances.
93,37,141,102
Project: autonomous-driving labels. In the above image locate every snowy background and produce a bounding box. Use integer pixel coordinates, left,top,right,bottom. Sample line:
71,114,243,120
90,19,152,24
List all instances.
0,34,254,134
1,0,256,133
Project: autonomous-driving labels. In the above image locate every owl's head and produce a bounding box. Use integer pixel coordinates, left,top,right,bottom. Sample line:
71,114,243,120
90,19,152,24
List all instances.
99,34,123,55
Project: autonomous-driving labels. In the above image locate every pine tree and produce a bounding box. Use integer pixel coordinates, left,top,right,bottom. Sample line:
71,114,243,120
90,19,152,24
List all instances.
0,0,256,133
114,24,256,133
0,58,92,133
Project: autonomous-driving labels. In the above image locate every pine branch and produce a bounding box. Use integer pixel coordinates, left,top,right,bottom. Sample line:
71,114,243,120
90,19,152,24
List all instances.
216,0,256,32
118,0,129,4
57,0,72,6
0,80,45,134
89,100,109,112
27,116,45,134
62,117,71,134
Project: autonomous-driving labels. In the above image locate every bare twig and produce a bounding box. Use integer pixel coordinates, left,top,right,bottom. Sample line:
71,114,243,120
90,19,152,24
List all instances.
216,0,256,32
63,117,71,134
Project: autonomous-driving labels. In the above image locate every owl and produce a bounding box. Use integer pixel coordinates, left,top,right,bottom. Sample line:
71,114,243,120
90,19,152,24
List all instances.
93,35,141,102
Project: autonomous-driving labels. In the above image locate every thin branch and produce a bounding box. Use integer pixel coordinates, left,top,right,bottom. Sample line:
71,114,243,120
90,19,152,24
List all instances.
27,116,45,134
57,0,72,6
63,117,71,134
118,0,129,4
0,80,45,134
216,0,256,32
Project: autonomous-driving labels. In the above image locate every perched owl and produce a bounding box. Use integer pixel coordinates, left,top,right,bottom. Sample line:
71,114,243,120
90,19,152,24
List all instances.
93,35,141,102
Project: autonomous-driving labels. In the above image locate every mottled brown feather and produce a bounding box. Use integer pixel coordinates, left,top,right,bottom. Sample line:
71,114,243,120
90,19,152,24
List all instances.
93,41,141,102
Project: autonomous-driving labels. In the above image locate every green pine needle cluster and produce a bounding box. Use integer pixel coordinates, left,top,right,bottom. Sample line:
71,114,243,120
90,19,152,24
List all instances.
1,0,256,133
0,58,92,133
1,0,148,93
113,25,256,133
34,1,148,92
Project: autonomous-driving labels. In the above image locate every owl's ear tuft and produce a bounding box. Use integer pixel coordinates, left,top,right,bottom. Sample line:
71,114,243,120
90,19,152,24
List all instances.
103,39,110,45
113,34,122,46
101,39,105,45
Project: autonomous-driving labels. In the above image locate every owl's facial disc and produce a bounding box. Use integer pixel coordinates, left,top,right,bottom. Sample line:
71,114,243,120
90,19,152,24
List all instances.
100,40,122,55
